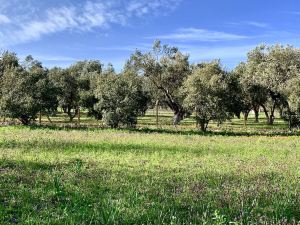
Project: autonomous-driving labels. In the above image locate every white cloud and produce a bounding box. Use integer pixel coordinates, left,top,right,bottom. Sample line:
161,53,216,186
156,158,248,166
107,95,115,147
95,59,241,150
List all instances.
127,0,181,17
228,21,268,28
0,0,182,46
0,14,10,24
246,21,268,28
14,7,78,43
5,3,124,45
151,28,248,42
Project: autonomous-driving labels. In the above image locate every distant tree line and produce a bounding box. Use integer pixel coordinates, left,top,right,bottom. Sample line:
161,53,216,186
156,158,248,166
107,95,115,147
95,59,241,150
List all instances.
1,41,300,131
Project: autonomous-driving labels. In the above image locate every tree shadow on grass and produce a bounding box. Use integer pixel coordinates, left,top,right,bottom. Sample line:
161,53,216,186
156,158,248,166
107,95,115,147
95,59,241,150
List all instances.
25,124,300,137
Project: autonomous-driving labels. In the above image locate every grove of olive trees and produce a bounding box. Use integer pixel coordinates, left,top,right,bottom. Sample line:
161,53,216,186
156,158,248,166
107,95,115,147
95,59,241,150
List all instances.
1,42,300,131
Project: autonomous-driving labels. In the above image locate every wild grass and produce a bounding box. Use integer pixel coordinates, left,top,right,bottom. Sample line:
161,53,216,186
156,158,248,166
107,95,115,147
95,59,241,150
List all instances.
1,109,288,133
1,121,300,224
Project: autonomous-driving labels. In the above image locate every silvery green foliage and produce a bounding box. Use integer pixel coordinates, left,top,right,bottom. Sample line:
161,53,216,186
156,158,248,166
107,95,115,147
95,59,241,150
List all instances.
282,76,300,128
126,40,190,125
94,71,150,128
49,60,101,121
0,53,58,125
242,45,300,127
182,61,231,131
234,62,269,123
0,52,20,118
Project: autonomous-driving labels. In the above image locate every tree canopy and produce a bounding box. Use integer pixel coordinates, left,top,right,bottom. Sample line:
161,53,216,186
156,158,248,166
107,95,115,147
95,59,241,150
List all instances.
1,42,300,131
127,40,190,125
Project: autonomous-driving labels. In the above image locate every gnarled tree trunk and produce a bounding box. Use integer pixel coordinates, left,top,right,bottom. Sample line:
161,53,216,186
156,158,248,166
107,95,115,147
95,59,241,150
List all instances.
198,120,209,132
253,106,259,123
261,104,270,124
268,91,281,125
173,109,185,126
67,107,78,122
162,88,186,126
243,110,250,127
19,115,30,125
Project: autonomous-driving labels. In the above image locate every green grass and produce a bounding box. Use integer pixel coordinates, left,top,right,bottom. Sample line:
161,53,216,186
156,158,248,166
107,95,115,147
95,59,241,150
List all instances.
6,109,288,133
1,123,300,224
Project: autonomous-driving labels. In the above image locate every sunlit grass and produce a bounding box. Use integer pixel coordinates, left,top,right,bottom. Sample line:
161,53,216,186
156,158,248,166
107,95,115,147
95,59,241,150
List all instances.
1,124,300,224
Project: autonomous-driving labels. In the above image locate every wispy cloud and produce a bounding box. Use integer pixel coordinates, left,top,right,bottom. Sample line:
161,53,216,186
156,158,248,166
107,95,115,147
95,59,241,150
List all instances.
150,28,248,42
11,3,125,45
227,21,269,28
245,21,268,28
127,0,181,17
0,14,10,24
0,0,182,46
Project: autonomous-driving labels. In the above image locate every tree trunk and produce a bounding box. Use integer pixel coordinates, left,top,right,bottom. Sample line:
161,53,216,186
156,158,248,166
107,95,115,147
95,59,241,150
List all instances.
268,91,280,125
254,106,259,123
67,107,78,122
199,121,208,132
261,105,270,124
155,100,159,128
77,106,81,126
19,116,30,125
269,115,275,125
200,122,205,132
47,115,53,124
268,102,277,125
39,111,42,125
161,88,185,126
173,110,185,126
68,107,73,122
243,111,249,127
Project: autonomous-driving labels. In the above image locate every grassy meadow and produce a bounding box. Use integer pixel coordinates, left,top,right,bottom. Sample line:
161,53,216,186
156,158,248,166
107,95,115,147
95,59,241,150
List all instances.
1,111,300,224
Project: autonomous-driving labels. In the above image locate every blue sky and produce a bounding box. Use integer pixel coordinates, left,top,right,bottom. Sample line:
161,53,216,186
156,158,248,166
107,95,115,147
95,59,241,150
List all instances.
0,0,300,71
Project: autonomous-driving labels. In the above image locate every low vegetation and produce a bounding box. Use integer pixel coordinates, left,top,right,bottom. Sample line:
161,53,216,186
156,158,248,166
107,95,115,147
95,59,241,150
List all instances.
1,121,300,224
1,111,300,224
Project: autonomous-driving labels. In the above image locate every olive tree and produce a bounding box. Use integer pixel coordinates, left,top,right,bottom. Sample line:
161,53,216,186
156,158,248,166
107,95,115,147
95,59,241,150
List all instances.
0,52,19,119
93,71,150,128
182,61,231,132
69,60,102,118
49,60,101,122
0,54,58,125
127,40,190,125
49,67,79,122
243,45,300,125
281,75,300,129
233,62,269,125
